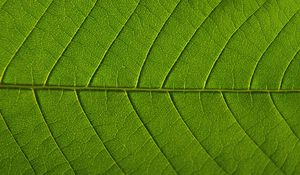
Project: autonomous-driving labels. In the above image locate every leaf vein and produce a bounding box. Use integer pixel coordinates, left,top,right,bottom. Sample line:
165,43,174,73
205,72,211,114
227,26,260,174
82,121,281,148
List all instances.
0,0,8,9
74,90,126,174
32,89,75,173
167,92,229,174
87,0,141,86
203,0,269,88
44,0,99,85
0,111,35,174
2,84,300,92
135,0,183,87
125,91,178,174
249,10,300,89
0,0,54,83
279,47,300,89
161,0,223,88
220,92,286,174
269,93,300,141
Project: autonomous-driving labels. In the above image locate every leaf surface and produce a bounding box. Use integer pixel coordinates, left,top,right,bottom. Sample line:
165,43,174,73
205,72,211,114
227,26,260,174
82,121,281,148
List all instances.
1,0,300,174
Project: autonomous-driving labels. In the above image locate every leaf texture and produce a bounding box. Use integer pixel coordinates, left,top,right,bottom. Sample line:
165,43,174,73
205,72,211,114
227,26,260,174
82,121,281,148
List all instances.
0,0,300,174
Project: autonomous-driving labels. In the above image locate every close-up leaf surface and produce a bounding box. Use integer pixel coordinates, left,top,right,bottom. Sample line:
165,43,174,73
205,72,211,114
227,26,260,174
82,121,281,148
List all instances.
1,0,300,174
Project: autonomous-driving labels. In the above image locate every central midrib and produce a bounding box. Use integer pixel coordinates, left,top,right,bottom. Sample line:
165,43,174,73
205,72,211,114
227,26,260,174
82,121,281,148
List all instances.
0,84,299,92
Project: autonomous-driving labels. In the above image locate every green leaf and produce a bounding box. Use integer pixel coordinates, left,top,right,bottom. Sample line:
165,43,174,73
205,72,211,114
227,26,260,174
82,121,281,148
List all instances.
0,0,300,174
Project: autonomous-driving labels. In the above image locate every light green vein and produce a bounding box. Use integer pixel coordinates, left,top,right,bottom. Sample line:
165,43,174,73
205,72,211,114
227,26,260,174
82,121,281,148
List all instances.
0,111,35,174
249,10,300,89
135,0,182,87
0,0,54,83
44,0,99,85
160,0,223,88
168,92,229,174
32,89,75,174
220,92,286,174
203,0,268,88
86,0,141,86
125,91,178,174
0,0,8,9
279,46,300,89
74,90,126,174
269,93,300,141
